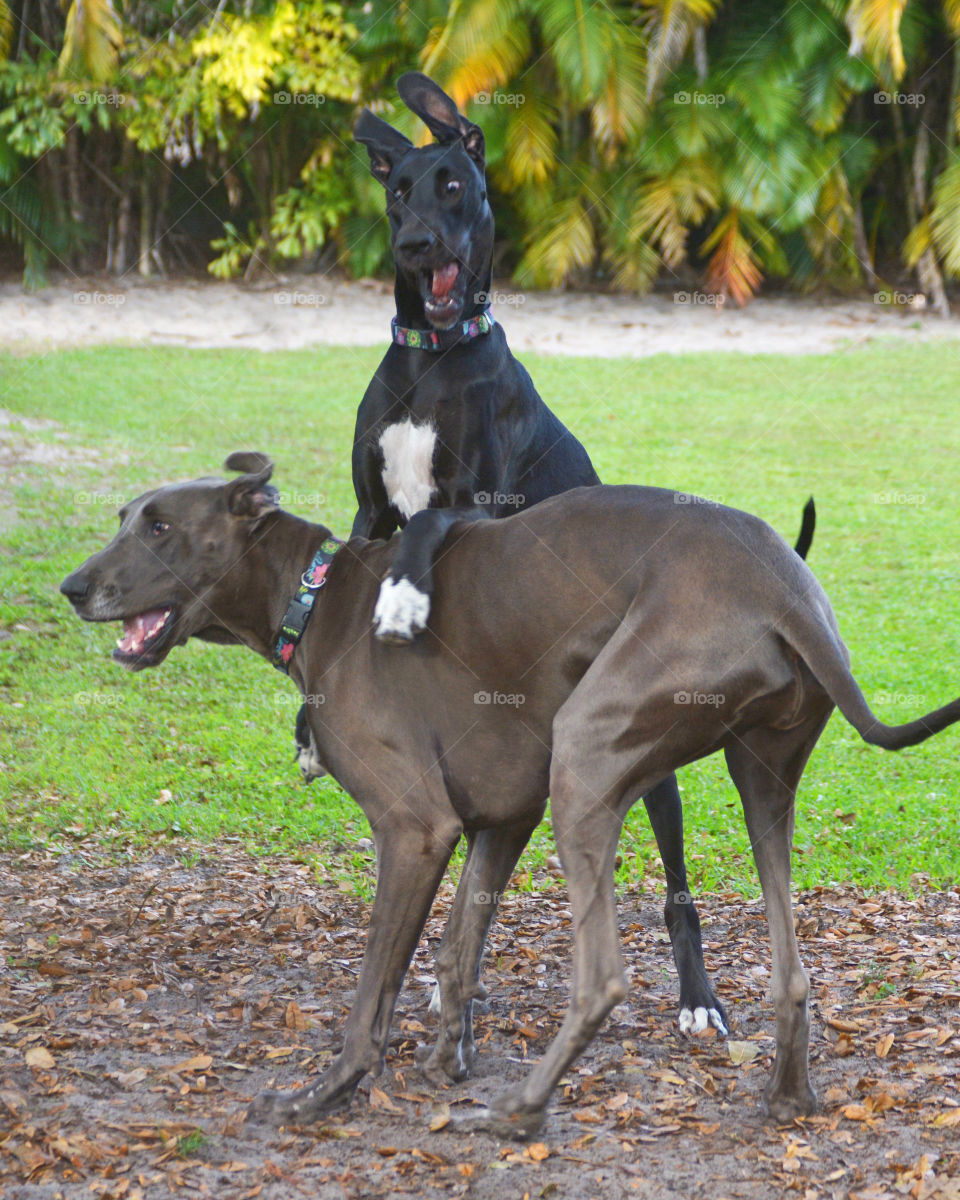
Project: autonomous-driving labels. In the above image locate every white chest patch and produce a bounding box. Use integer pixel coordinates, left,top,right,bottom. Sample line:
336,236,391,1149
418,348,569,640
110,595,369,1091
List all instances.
378,419,438,519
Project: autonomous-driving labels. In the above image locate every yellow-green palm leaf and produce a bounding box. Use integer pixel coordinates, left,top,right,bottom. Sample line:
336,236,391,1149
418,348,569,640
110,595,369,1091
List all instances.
844,0,907,81
59,0,122,81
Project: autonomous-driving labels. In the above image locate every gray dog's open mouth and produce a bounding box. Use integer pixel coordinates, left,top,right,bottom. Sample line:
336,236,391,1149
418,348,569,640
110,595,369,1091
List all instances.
422,262,463,327
112,606,175,668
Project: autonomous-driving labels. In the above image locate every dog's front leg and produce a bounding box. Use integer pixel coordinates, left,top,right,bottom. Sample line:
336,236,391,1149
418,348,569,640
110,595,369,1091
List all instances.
374,506,488,643
246,819,458,1126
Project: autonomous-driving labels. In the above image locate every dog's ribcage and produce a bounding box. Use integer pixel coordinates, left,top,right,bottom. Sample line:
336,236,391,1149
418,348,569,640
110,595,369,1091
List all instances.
378,419,438,519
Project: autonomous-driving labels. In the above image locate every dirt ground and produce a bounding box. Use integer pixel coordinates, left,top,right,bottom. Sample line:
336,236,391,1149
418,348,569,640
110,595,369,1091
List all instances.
2,275,960,356
1,845,958,1200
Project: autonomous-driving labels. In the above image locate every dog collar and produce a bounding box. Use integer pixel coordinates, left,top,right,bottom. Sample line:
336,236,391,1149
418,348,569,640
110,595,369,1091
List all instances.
272,537,342,672
391,310,495,352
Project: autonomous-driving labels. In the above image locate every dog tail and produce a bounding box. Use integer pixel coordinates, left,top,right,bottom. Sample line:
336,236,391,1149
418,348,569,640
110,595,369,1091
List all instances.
793,497,815,561
785,605,960,749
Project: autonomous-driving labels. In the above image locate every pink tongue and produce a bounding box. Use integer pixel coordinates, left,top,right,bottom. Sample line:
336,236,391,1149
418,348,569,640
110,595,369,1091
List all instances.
118,609,168,653
431,263,459,298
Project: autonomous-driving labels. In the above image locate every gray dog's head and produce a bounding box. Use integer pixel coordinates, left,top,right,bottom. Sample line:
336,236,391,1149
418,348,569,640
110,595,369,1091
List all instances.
355,72,493,330
60,453,279,671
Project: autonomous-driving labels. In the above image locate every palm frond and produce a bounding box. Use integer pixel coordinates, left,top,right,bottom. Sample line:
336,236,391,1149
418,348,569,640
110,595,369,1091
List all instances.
701,208,763,305
844,0,907,81
641,0,719,100
515,195,594,286
503,96,558,187
59,0,122,81
421,0,530,107
924,156,960,277
0,1,12,60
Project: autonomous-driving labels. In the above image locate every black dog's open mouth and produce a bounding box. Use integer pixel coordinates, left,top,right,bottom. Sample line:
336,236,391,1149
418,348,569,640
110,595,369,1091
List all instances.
112,606,175,669
422,262,463,328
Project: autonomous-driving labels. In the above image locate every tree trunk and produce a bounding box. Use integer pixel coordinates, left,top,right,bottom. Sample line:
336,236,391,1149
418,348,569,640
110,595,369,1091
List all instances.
851,198,877,291
911,124,949,318
115,137,134,276
139,170,153,277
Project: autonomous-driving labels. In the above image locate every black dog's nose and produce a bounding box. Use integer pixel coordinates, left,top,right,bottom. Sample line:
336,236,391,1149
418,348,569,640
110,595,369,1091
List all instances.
60,572,89,604
396,230,436,257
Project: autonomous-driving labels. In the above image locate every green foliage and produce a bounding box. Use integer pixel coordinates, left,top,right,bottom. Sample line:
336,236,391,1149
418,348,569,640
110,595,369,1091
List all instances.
0,0,959,295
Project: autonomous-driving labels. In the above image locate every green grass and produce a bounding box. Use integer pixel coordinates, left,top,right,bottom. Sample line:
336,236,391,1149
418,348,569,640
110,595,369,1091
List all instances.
2,340,959,896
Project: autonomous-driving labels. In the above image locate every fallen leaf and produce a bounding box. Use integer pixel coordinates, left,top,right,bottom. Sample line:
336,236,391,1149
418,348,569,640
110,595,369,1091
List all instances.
526,1143,550,1162
25,1046,55,1069
174,1053,213,1072
875,1033,894,1058
727,1041,760,1064
429,1106,451,1132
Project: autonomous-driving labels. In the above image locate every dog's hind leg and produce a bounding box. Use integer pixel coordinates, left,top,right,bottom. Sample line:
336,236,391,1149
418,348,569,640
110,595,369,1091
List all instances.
419,818,541,1083
723,710,831,1121
641,774,727,1036
247,814,460,1126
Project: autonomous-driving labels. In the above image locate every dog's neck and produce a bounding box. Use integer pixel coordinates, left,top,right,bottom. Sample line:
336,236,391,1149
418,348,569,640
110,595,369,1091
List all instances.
223,512,334,666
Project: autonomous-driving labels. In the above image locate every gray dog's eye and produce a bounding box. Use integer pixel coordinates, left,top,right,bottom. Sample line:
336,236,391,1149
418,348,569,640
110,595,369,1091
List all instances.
151,520,170,537
445,180,461,194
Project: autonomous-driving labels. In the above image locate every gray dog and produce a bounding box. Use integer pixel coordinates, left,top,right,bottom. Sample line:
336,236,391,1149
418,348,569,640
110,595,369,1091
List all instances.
60,454,959,1138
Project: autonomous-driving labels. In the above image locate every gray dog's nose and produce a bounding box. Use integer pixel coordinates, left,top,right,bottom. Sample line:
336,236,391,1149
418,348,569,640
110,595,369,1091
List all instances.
60,572,89,604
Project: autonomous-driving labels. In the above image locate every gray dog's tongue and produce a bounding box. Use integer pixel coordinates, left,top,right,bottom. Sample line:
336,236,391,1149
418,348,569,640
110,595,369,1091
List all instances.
431,263,459,298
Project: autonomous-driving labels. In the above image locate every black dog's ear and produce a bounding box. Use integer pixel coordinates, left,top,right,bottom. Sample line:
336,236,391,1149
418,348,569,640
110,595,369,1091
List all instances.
224,451,279,520
397,72,485,169
354,109,413,184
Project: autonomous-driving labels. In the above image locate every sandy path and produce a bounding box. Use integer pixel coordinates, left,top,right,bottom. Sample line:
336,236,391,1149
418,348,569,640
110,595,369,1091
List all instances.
2,275,959,356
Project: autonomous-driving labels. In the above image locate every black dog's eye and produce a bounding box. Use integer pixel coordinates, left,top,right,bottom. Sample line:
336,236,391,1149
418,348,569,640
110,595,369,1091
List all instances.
445,180,462,195
151,520,170,537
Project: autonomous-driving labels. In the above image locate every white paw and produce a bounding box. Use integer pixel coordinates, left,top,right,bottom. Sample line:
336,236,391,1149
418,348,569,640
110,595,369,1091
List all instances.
297,738,327,783
373,576,431,641
679,1006,728,1036
428,984,442,1016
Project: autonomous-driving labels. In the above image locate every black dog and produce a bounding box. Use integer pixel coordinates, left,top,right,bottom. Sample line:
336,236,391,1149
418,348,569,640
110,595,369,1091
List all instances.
297,73,815,1038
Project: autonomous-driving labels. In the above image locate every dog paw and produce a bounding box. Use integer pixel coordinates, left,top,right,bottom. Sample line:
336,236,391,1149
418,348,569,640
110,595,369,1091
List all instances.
679,1006,728,1037
450,1100,546,1141
373,577,430,643
295,737,327,783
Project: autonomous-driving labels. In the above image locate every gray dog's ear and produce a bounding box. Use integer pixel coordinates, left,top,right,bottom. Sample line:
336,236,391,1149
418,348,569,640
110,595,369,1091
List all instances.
354,109,413,184
397,72,485,169
224,452,279,520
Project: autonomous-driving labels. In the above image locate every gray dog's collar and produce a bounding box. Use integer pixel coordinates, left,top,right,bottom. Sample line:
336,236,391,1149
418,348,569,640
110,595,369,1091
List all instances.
391,310,495,352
